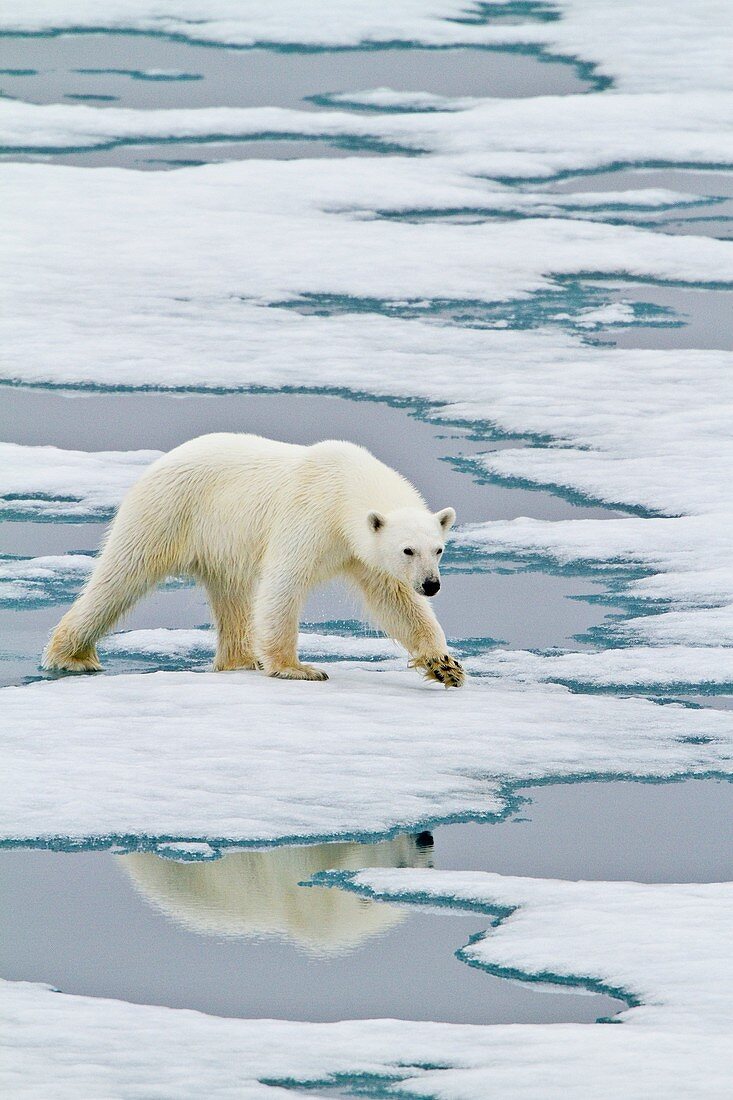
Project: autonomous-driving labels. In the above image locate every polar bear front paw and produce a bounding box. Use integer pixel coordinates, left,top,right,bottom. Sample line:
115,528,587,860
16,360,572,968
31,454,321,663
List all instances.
414,653,466,688
269,663,329,682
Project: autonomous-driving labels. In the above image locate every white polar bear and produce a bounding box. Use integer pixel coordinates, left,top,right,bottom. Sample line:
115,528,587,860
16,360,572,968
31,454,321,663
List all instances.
43,433,465,687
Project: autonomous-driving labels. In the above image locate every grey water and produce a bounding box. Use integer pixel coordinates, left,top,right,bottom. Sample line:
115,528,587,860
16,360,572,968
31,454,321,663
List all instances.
0,35,590,109
543,168,733,239
0,840,622,1025
0,385,621,526
593,284,733,350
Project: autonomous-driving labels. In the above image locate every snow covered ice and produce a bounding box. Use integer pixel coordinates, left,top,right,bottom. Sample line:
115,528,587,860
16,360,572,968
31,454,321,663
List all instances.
5,667,733,845
0,442,161,520
1,1,733,1096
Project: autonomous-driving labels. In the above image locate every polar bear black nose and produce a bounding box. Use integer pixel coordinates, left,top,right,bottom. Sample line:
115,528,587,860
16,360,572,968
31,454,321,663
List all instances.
422,577,440,597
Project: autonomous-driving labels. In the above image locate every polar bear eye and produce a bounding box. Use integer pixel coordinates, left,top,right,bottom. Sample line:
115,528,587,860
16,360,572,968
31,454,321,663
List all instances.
403,548,414,556
436,548,443,555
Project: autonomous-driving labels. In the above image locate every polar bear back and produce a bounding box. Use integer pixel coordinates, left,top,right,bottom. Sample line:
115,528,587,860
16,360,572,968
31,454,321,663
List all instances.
121,433,427,574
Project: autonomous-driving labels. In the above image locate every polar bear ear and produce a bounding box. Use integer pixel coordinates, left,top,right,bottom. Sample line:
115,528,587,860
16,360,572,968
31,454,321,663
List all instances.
368,511,386,532
435,507,456,531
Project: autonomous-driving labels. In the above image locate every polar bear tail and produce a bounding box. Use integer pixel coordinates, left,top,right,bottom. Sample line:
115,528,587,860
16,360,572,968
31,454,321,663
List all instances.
43,498,173,673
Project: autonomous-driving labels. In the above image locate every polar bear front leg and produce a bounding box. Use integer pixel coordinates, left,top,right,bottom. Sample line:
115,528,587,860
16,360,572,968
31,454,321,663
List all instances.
253,558,328,682
349,562,465,688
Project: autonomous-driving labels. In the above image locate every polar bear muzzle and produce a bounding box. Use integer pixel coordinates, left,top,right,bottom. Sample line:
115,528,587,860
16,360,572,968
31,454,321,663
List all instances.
421,577,441,597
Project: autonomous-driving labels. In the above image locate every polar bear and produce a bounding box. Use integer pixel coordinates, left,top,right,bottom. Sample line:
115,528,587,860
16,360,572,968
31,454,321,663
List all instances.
43,434,465,687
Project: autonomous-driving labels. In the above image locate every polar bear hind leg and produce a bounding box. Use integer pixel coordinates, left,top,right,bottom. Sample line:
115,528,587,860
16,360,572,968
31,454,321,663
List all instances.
43,543,162,673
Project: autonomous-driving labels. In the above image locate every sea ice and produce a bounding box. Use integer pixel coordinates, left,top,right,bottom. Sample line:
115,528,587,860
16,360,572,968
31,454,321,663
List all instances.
2,3,733,1093
0,442,160,519
102,628,733,691
470,645,733,690
0,553,94,605
2,94,732,181
102,626,400,661
2,667,732,846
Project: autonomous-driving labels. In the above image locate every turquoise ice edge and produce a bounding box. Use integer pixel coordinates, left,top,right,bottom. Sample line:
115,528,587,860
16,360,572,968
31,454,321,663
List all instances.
0,133,419,157
490,160,733,186
375,199,725,219
0,377,707,463
307,868,638,1014
271,287,684,334
73,67,203,81
446,455,667,518
2,771,730,858
9,629,733,699
258,1069,425,1098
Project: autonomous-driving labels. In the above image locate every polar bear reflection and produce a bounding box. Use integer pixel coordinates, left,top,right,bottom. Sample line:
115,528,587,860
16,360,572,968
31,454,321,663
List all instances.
120,833,433,955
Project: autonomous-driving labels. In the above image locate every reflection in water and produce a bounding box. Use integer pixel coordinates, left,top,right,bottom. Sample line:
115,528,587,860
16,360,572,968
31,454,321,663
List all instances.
120,833,434,955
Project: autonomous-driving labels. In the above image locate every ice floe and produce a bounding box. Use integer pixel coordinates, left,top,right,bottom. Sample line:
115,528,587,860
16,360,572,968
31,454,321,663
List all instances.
0,442,159,519
0,553,94,605
4,163,731,304
2,667,733,846
331,867,733,1029
470,645,733,691
2,94,732,181
102,626,400,661
457,515,733,649
101,628,733,692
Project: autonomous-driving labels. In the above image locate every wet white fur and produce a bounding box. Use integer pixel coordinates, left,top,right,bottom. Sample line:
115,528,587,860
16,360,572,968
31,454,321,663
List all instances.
44,434,458,681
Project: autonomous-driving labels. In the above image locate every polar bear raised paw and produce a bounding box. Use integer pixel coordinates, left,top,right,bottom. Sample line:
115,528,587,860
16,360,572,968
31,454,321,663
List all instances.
414,653,465,689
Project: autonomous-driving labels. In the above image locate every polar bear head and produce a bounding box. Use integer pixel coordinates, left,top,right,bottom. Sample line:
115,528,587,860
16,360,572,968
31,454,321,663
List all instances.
366,506,455,596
